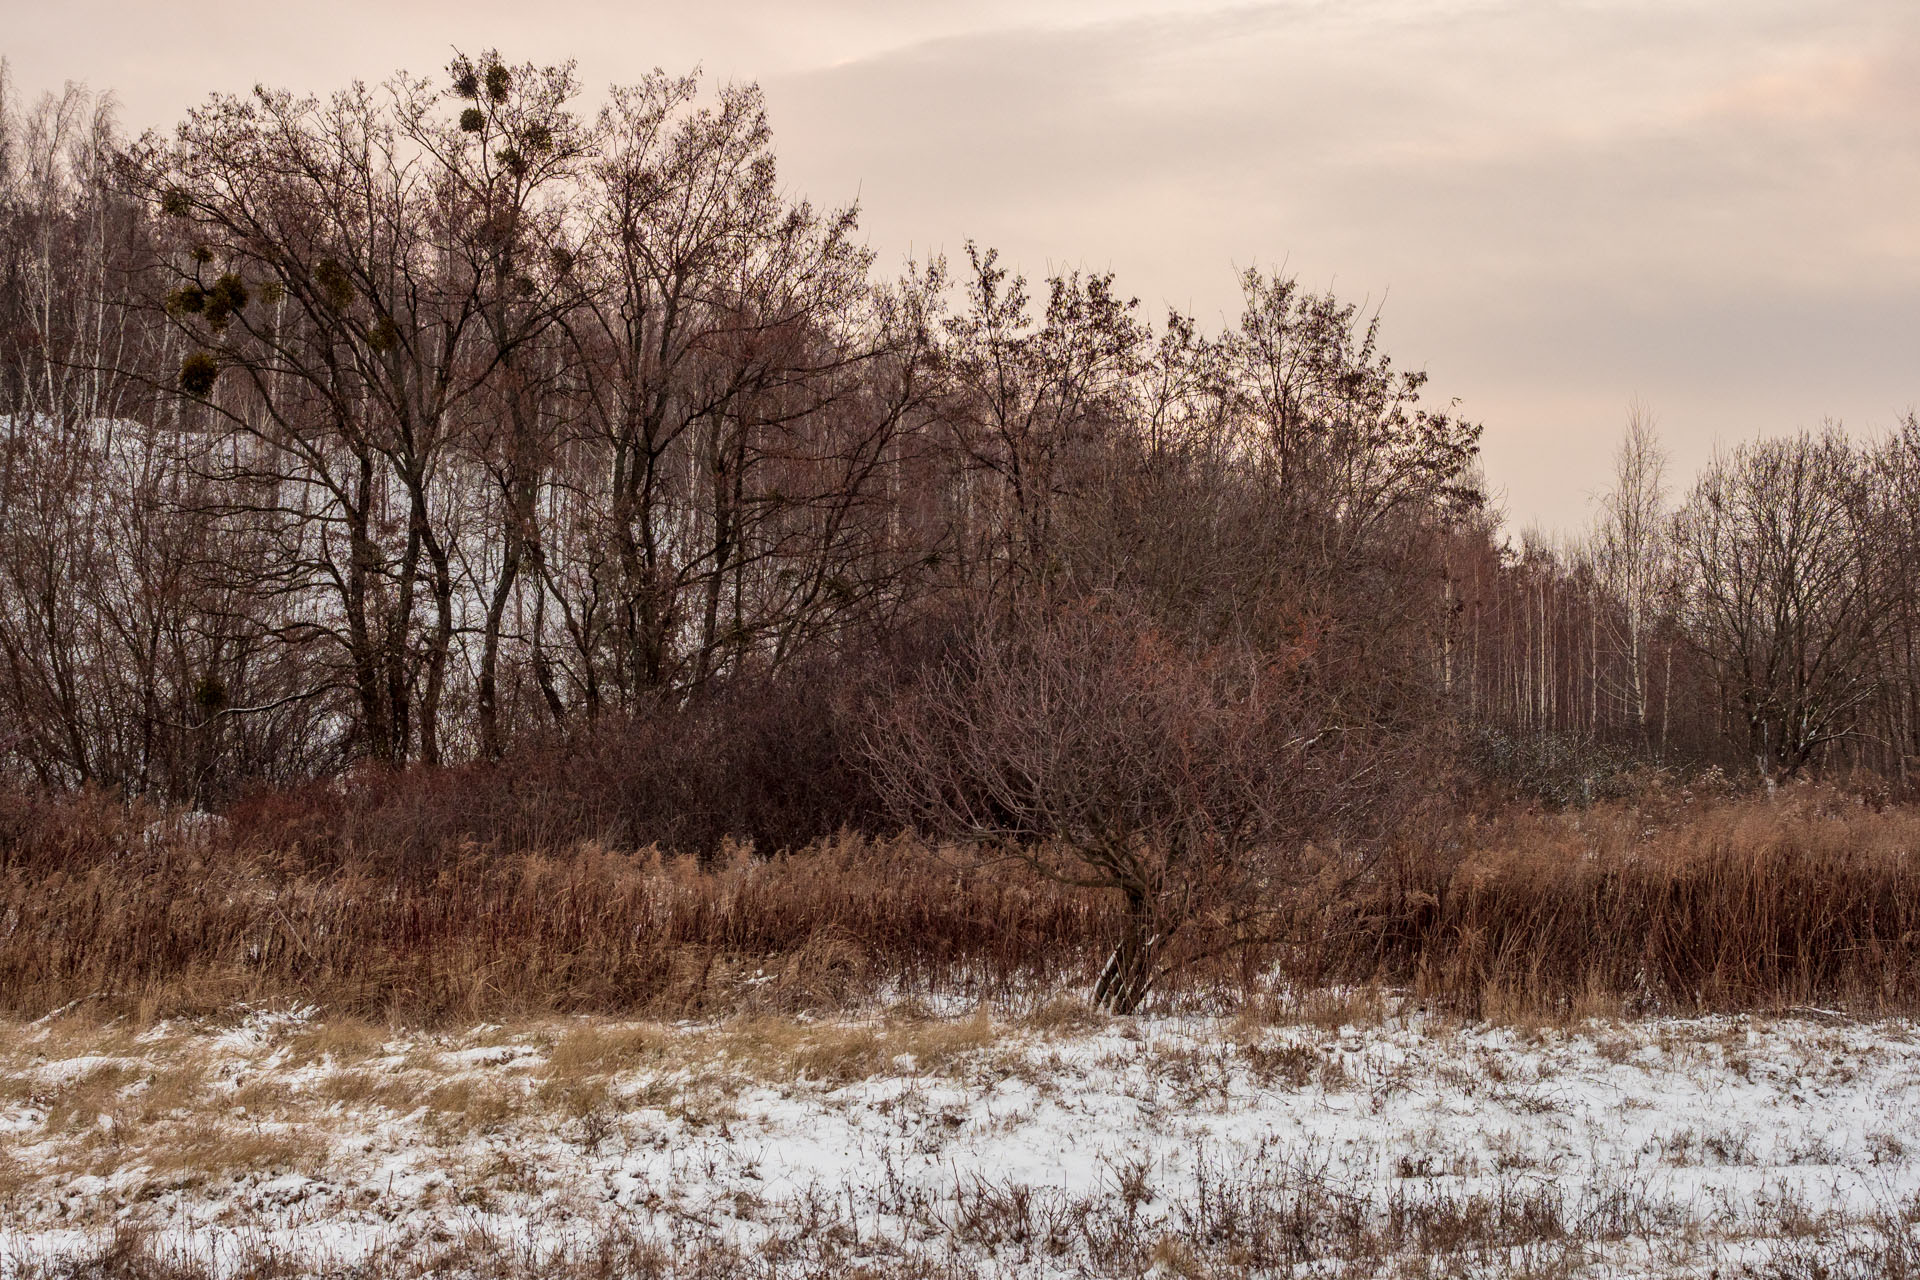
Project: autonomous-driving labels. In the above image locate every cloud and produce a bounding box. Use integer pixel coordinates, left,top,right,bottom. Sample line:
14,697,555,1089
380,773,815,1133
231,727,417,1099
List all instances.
7,0,1916,531
761,0,1920,528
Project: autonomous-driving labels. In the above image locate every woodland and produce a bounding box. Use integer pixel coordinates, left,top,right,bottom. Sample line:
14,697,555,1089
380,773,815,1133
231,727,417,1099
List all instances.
4,54,1918,1019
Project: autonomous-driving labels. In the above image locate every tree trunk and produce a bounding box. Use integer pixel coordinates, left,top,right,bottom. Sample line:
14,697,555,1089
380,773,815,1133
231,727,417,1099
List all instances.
1093,887,1164,1014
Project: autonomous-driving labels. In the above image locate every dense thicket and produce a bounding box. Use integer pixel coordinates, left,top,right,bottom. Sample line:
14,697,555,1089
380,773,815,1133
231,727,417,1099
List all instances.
3,52,1916,820
0,56,1474,801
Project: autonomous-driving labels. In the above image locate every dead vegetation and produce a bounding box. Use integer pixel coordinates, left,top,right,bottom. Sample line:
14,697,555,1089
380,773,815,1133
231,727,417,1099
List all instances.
1354,783,1920,1016
4,1006,1920,1280
0,800,1113,1022
7,779,1920,1024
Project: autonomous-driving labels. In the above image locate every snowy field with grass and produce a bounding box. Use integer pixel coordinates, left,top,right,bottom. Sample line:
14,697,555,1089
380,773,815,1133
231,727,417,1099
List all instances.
4,999,1919,1278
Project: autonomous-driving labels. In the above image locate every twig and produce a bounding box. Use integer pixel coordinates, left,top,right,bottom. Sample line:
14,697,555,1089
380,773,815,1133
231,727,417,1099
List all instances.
1784,1004,1856,1024
28,992,101,1027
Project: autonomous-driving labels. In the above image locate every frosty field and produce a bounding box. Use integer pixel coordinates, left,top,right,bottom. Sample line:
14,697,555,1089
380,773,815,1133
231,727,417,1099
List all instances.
3,1000,1918,1278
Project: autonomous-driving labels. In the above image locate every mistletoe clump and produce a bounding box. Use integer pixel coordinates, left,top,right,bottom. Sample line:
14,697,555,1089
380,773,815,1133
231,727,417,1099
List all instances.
369,314,401,353
313,258,354,311
178,351,219,397
204,274,249,332
166,284,206,318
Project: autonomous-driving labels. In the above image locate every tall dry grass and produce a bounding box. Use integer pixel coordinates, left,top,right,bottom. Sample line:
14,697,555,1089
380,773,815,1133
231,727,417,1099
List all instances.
1344,784,1920,1016
0,788,1115,1021
7,779,1920,1021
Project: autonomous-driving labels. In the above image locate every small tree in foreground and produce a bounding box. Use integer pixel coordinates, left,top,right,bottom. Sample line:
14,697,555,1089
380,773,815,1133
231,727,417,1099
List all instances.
864,605,1412,1012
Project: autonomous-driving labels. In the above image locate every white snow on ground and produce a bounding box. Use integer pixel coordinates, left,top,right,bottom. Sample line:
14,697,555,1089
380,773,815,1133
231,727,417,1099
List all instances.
3,1004,1919,1276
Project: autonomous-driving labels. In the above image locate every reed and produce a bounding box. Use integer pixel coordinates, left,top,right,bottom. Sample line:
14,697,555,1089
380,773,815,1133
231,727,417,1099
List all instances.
7,779,1920,1022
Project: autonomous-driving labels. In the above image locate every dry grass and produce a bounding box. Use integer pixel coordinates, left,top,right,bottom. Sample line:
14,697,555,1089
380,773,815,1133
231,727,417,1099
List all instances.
41,1062,141,1133
12,1174,1918,1280
0,822,1113,1023
142,1120,325,1185
716,1009,1003,1082
8,779,1920,1022
315,1068,388,1108
542,1023,671,1075
1334,783,1920,1017
530,1011,1008,1095
7,1007,1920,1278
279,1019,389,1067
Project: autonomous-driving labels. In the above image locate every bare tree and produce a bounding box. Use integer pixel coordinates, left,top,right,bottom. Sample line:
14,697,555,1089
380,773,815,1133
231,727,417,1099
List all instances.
558,71,930,703
866,604,1417,1012
1591,403,1670,747
125,55,595,764
0,78,304,801
933,245,1145,604
1675,429,1885,780
1861,415,1920,787
1223,268,1482,546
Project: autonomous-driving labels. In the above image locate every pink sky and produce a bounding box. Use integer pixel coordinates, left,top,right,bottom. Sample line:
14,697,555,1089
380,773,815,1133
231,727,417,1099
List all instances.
7,0,1917,534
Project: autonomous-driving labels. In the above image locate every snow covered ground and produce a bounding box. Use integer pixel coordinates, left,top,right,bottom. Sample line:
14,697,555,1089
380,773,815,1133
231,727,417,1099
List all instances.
3,1000,1918,1277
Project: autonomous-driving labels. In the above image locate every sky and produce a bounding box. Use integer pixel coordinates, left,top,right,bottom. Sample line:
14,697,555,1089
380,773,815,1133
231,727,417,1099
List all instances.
6,0,1916,536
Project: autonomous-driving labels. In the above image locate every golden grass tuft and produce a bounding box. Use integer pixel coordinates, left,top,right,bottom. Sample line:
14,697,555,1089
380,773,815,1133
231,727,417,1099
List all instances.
545,1023,670,1076
144,1118,325,1185
282,1018,390,1066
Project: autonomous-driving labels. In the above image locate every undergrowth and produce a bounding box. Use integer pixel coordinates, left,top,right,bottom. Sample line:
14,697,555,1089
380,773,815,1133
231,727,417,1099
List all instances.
5,779,1920,1023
